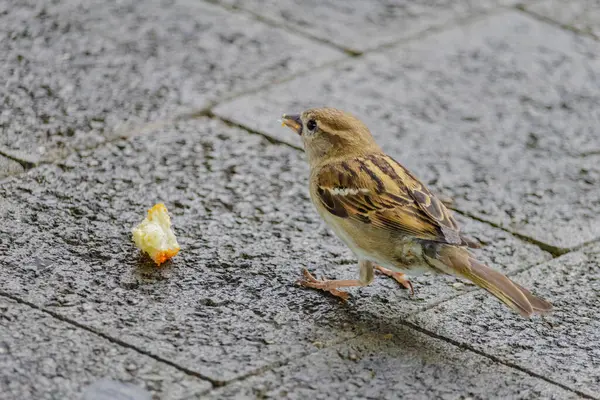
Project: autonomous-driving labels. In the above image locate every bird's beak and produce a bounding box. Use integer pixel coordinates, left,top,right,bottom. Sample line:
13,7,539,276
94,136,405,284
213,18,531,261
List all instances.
281,114,303,135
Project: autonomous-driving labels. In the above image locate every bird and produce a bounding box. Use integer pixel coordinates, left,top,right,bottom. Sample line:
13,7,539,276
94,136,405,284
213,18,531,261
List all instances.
280,107,552,317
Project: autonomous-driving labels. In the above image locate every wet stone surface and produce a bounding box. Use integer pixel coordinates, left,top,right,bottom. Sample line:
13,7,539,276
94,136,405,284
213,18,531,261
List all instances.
207,328,578,400
409,243,600,398
211,0,523,53
0,118,549,384
0,0,342,164
0,296,210,400
214,11,600,251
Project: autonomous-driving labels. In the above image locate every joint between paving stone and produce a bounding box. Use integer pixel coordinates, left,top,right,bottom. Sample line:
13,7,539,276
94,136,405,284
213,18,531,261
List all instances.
1,102,296,183
0,290,219,389
202,328,369,392
0,149,38,171
515,4,599,41
398,319,598,400
207,56,351,111
0,117,182,183
451,209,572,257
200,0,362,56
206,111,304,151
369,6,512,54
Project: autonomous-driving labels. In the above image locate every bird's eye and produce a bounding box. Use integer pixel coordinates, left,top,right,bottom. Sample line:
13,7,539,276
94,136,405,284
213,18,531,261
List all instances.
306,119,317,132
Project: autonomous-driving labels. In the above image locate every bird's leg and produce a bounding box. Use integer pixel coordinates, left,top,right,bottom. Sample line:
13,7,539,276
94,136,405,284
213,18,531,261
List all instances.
296,260,374,301
375,266,414,295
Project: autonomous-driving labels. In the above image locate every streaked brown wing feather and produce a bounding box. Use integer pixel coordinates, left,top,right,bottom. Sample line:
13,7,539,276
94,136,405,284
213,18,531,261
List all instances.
366,154,462,244
315,154,462,244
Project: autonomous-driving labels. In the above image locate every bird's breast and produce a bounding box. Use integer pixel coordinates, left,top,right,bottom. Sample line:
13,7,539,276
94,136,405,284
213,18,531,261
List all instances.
310,190,428,274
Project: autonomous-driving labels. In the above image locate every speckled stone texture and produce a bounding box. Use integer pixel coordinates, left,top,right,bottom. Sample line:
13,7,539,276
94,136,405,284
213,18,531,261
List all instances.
0,0,342,164
409,243,600,398
214,11,600,251
210,0,523,53
0,119,550,385
0,297,210,400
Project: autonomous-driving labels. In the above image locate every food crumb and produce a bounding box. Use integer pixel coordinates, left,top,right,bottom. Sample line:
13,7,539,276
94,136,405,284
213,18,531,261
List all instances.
132,203,180,266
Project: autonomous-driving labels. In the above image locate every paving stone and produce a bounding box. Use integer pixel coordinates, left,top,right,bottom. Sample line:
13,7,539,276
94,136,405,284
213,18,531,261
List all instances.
214,11,600,251
0,118,549,383
211,0,521,53
206,328,579,400
527,0,600,40
0,296,210,400
0,155,24,179
0,0,343,164
408,243,600,398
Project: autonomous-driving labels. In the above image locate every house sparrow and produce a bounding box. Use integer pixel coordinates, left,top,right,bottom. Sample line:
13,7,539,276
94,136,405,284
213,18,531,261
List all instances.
281,108,552,317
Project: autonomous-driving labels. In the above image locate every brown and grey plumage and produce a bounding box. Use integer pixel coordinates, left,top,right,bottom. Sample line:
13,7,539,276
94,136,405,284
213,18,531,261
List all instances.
281,107,552,317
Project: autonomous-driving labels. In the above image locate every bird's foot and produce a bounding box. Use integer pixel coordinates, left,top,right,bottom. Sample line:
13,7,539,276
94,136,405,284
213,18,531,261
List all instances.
296,269,366,301
375,266,414,295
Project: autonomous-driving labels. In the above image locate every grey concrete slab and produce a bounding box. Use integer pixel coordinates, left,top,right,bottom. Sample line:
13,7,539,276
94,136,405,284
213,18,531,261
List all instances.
408,243,600,398
0,156,24,179
0,0,343,164
527,0,600,40
206,328,578,400
214,11,600,251
210,0,521,53
0,296,210,400
0,118,549,383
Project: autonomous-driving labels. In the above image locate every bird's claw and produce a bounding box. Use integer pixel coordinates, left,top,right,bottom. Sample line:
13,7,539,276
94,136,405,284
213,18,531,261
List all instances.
296,269,350,300
375,266,415,296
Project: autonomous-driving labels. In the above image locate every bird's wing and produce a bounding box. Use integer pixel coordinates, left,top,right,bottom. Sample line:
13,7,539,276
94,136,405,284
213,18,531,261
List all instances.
315,154,462,244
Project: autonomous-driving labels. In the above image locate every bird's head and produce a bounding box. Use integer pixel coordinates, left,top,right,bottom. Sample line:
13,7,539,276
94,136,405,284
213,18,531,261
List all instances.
281,108,380,166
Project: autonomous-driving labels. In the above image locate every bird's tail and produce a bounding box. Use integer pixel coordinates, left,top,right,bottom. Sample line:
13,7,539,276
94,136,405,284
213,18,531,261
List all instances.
424,245,552,317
